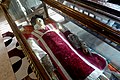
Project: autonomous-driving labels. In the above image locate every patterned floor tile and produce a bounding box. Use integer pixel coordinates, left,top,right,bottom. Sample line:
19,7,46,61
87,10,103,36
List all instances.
2,32,37,80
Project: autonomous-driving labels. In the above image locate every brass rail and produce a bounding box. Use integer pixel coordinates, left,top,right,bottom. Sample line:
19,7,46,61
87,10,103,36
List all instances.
0,4,51,80
44,0,120,44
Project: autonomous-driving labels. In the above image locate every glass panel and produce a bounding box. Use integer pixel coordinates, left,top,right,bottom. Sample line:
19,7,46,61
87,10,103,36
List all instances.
83,11,89,15
7,0,52,79
79,9,83,13
46,4,120,79
112,22,120,31
89,13,95,18
101,18,109,24
60,0,120,31
107,20,115,27
95,16,102,21
74,7,79,11
7,0,120,79
8,0,44,26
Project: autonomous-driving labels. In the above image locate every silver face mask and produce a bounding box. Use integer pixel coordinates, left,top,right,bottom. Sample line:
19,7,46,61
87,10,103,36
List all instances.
34,24,40,30
34,18,45,30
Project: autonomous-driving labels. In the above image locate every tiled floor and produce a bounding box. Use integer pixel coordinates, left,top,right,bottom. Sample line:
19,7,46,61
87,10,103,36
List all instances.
0,9,37,80
2,33,37,80
0,9,16,80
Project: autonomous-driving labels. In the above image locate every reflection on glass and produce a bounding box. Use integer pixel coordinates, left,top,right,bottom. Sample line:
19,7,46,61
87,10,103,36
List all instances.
7,0,120,79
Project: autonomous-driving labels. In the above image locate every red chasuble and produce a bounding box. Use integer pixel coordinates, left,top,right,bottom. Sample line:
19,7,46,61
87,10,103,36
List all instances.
23,24,107,80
